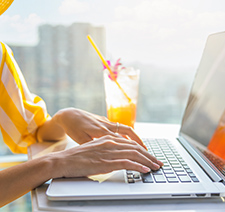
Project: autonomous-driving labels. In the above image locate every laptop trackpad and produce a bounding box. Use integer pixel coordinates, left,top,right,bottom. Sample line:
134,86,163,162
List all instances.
47,170,129,198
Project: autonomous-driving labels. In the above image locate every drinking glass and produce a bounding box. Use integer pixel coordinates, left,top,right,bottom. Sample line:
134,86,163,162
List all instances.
103,67,140,128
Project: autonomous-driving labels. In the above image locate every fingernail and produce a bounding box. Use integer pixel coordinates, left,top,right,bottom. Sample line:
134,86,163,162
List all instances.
142,166,150,173
157,160,164,166
153,163,160,169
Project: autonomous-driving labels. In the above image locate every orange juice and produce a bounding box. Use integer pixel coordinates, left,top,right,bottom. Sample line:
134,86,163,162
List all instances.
103,67,140,129
107,102,136,128
208,111,225,160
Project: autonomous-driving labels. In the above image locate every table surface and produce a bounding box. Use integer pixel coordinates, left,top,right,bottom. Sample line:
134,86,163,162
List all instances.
28,122,225,212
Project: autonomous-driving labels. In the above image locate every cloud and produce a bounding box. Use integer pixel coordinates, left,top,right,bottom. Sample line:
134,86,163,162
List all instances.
113,0,193,36
0,13,44,44
59,0,90,15
106,0,225,67
112,0,225,40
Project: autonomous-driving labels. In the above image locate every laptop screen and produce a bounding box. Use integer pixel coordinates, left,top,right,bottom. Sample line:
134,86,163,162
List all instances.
180,32,225,161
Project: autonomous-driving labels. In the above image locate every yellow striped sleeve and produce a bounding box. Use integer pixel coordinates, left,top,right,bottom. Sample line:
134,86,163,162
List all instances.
0,42,49,154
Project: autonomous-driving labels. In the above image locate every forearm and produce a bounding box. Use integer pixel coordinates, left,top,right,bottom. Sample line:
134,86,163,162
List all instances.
37,110,67,142
0,155,55,207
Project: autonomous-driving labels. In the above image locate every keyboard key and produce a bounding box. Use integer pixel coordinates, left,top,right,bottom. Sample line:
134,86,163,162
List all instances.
167,177,179,183
191,177,200,182
141,173,154,183
170,149,177,152
169,162,179,165
166,154,175,158
163,150,172,154
156,157,165,160
176,172,187,176
171,165,182,168
165,154,174,158
162,166,172,170
163,161,170,164
170,161,179,164
165,173,176,178
174,153,180,156
186,169,193,173
178,176,191,182
188,173,196,178
163,164,171,168
154,175,166,183
128,178,135,183
163,169,174,174
168,158,177,162
152,170,163,175
133,173,140,179
174,168,185,172
181,162,188,166
127,174,133,179
154,151,162,154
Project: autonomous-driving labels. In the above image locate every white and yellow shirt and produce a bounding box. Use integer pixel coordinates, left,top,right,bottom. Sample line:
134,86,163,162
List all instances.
0,42,49,154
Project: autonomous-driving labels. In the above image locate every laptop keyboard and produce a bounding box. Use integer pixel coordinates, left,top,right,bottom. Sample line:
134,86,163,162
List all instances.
126,138,199,184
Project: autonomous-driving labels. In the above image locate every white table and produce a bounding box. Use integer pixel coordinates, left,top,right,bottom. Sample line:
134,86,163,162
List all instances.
28,123,225,212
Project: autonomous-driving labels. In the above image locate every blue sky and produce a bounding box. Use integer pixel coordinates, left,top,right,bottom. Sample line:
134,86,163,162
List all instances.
1,0,225,69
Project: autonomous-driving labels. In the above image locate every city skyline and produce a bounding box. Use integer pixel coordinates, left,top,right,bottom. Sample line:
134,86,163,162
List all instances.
10,23,106,116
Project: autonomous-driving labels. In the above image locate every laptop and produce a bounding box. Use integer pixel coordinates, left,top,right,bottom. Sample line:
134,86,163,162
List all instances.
46,31,225,201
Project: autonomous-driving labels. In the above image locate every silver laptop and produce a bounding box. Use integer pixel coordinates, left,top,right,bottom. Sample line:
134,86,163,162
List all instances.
46,31,225,201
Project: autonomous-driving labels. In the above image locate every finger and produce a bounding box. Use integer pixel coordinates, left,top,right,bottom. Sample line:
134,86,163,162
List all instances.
97,137,163,167
104,159,151,174
116,124,148,150
101,121,119,133
97,136,139,149
101,149,161,171
85,114,141,146
92,126,124,139
94,135,158,168
104,122,147,150
107,140,163,167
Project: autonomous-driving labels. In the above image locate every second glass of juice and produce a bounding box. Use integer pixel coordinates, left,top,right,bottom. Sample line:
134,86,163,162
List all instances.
103,67,140,128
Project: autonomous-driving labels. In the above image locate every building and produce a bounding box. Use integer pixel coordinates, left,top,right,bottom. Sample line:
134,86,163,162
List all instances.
10,22,106,116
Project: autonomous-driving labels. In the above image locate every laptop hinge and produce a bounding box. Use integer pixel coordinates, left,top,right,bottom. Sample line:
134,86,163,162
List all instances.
178,135,224,183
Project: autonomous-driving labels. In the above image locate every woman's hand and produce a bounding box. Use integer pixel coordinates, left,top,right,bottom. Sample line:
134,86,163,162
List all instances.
53,108,147,149
50,135,163,178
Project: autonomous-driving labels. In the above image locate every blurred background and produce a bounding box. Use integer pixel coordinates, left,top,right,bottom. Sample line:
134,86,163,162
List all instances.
1,0,225,210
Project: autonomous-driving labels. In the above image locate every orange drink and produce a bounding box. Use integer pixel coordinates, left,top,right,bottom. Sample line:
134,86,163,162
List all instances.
107,102,136,128
104,67,139,128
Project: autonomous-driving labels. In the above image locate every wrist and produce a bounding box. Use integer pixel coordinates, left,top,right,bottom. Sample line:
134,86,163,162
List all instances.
46,152,66,179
